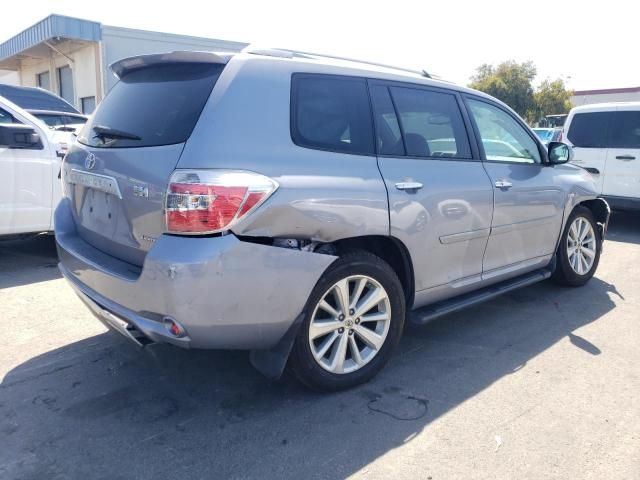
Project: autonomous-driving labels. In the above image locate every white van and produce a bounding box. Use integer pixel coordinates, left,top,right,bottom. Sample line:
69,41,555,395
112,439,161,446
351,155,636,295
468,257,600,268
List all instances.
564,102,640,210
0,96,67,236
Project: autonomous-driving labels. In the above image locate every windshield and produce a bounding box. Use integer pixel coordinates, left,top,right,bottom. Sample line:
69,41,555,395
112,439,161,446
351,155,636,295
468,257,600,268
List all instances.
533,129,553,141
35,114,87,127
78,62,224,149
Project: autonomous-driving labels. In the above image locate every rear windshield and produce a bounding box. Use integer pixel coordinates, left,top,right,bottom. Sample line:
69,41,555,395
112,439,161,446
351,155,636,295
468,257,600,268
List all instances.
78,63,224,148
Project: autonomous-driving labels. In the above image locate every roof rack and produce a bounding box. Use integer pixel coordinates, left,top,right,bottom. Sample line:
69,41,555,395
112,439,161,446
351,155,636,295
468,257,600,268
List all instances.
242,45,435,79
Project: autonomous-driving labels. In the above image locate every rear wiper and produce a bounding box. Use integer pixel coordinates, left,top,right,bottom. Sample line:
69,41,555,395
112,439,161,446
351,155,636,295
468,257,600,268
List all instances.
92,124,141,141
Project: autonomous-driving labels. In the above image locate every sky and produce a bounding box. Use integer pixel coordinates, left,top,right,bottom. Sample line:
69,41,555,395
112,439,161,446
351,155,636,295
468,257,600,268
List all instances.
2,0,638,91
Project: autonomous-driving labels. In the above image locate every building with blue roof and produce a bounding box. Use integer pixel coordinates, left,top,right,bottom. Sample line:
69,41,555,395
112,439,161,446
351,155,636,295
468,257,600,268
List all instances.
0,14,247,113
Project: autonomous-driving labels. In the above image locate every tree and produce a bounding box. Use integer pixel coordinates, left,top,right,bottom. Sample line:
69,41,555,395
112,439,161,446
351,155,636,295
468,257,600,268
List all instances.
533,78,573,122
468,61,537,118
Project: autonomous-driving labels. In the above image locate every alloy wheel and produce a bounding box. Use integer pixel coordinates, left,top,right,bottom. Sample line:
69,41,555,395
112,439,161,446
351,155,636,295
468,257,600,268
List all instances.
308,275,391,374
567,216,596,275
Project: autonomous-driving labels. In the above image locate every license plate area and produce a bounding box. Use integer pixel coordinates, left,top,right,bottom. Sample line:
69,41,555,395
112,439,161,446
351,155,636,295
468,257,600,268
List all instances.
79,188,121,238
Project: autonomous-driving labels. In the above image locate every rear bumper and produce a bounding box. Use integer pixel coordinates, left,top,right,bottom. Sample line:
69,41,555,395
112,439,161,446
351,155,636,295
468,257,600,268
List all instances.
55,199,335,349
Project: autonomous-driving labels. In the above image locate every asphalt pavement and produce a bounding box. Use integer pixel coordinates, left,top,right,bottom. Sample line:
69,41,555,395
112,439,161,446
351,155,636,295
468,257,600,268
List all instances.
1,213,639,479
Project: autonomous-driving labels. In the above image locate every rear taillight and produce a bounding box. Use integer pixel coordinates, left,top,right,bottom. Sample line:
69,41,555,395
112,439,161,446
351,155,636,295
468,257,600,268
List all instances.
165,170,278,234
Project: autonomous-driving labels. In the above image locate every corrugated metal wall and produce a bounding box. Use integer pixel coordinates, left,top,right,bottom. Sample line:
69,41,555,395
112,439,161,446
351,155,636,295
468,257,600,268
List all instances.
0,14,101,62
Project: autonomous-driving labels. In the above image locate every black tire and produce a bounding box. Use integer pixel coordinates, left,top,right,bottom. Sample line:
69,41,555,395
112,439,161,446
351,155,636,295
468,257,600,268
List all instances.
553,206,601,287
289,251,405,392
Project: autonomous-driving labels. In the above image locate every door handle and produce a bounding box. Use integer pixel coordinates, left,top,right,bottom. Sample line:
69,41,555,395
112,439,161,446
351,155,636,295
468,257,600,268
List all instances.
395,182,423,191
615,155,636,160
494,179,513,189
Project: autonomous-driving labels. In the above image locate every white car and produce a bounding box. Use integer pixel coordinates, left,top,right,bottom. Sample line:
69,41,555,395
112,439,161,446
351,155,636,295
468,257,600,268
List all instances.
0,97,66,236
563,102,640,210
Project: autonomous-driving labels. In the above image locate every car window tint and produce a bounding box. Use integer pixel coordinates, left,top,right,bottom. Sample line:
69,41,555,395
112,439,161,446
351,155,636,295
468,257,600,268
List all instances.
390,87,471,158
0,108,15,124
79,63,224,148
566,112,610,148
610,111,640,149
292,75,374,155
36,114,64,126
468,99,540,164
370,85,405,156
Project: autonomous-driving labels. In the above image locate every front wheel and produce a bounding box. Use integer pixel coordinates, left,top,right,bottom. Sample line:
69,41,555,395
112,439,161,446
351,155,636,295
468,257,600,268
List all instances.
289,251,405,391
553,206,601,287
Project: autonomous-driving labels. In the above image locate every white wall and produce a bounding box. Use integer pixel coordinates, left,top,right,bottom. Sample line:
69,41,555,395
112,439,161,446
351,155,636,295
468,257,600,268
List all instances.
11,41,99,111
571,91,640,106
0,70,19,85
100,26,247,91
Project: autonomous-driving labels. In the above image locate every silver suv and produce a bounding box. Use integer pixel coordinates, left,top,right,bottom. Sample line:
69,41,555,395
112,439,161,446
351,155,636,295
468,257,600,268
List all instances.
55,49,609,391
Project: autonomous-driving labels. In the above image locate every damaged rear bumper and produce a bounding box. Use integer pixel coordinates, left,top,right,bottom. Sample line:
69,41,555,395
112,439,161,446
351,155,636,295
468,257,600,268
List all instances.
55,199,336,350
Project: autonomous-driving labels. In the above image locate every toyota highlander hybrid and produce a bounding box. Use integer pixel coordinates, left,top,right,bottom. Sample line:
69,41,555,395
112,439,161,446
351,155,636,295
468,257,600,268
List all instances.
55,49,610,390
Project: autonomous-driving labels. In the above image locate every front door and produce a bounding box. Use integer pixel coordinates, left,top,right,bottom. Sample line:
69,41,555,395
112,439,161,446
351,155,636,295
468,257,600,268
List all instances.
0,107,54,235
465,98,566,275
602,106,640,199
370,83,494,294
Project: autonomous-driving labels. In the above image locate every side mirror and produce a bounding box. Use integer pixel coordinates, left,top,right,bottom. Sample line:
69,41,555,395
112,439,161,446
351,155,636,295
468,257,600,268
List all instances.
547,141,572,164
0,124,43,149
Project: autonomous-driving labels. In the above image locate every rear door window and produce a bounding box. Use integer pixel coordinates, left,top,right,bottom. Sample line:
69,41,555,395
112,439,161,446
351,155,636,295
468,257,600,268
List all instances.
78,63,224,148
610,111,640,148
291,75,374,155
389,87,471,159
567,112,611,148
370,85,405,156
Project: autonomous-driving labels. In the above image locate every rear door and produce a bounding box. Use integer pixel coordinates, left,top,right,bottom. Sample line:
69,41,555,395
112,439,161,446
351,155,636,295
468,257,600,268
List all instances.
565,110,612,193
63,57,225,266
602,106,640,199
465,97,566,275
371,82,494,293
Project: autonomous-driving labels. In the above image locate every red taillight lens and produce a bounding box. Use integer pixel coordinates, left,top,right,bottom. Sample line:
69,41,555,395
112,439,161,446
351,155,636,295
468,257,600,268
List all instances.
166,170,278,234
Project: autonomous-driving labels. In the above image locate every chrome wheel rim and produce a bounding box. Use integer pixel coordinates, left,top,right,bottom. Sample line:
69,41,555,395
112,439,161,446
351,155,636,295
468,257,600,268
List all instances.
308,275,391,374
567,217,596,275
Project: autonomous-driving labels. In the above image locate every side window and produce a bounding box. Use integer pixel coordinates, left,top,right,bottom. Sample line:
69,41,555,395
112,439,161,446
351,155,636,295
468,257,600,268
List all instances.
291,75,374,155
567,112,611,148
0,108,15,124
390,87,471,158
370,86,404,156
610,111,640,149
468,99,541,164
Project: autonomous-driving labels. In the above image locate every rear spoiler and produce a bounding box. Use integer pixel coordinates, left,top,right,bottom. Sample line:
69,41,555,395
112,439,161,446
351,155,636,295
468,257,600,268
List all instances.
110,51,232,79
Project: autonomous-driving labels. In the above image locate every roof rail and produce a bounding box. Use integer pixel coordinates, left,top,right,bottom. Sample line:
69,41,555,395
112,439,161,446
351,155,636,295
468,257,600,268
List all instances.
242,45,435,79
284,48,434,78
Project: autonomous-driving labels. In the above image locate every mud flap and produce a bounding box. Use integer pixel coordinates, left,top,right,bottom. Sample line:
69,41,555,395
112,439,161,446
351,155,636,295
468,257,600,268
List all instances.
249,312,305,379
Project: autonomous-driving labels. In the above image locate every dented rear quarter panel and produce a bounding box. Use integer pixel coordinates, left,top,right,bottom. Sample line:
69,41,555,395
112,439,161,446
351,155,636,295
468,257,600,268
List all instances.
178,55,390,242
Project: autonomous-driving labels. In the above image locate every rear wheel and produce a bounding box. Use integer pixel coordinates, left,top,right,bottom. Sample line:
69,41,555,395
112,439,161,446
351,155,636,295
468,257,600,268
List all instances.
553,206,601,286
289,251,405,391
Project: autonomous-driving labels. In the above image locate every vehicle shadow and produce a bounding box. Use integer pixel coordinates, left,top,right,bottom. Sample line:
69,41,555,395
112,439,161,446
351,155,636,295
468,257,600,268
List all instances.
0,235,60,289
606,211,640,245
0,276,618,479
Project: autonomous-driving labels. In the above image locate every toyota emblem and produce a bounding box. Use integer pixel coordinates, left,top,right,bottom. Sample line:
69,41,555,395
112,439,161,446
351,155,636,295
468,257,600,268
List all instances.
85,152,96,170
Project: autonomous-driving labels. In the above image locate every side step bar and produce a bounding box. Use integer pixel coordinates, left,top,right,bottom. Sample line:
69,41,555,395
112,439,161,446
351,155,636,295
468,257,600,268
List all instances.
410,266,554,325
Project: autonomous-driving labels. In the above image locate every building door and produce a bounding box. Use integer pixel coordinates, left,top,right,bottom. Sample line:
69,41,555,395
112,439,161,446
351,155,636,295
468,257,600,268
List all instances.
57,65,74,106
36,71,50,91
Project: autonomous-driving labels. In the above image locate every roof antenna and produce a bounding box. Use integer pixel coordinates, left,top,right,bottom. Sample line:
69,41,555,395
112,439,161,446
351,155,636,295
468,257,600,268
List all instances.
421,69,432,79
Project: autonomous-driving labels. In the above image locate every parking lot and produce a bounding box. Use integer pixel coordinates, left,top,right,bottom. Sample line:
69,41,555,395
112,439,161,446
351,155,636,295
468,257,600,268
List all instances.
0,212,638,479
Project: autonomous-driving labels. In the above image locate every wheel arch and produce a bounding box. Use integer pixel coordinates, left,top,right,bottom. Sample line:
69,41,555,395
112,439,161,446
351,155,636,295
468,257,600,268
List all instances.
329,235,415,309
577,198,611,240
